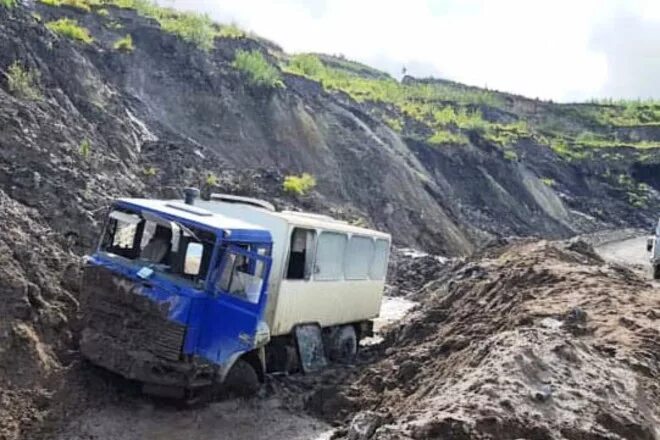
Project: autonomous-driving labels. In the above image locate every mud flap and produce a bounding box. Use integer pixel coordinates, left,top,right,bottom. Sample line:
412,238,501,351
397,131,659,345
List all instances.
294,324,327,373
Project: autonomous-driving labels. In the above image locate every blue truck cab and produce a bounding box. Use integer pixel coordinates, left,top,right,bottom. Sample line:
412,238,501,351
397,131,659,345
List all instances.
80,195,273,394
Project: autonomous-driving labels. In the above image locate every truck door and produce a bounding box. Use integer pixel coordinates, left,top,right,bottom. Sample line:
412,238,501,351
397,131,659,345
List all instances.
197,244,272,368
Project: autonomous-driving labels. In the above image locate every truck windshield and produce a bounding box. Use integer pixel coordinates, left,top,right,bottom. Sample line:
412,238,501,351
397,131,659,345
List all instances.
100,207,216,285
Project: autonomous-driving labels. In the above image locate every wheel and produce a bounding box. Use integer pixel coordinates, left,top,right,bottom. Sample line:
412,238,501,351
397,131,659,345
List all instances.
222,359,260,397
327,325,358,364
653,265,660,280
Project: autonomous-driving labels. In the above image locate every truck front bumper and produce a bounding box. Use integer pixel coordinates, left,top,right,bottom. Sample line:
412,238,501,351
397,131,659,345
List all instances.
81,328,214,388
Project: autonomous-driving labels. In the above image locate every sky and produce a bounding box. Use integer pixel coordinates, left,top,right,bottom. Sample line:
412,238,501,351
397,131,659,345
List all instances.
160,0,660,102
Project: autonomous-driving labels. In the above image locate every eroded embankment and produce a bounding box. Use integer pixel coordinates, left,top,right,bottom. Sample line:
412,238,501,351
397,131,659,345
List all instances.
316,239,659,439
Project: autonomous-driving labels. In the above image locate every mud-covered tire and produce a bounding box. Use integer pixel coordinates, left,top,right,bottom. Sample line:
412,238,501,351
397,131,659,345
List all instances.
653,265,660,280
223,359,260,397
327,325,358,364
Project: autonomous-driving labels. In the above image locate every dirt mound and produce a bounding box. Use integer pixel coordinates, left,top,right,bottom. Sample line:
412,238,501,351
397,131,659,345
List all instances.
385,248,449,298
324,239,660,439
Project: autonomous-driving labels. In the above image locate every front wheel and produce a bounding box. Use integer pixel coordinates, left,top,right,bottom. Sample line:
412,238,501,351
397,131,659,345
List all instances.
222,359,260,397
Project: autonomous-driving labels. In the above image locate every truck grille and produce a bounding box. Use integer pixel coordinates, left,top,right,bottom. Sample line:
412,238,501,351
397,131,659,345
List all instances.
81,265,185,362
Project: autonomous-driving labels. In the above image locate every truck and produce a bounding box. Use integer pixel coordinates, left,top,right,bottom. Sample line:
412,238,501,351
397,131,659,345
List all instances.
647,217,660,280
79,190,391,397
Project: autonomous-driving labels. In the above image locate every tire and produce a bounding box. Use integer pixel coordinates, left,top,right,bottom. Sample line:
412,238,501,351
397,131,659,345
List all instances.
222,359,260,397
653,265,660,280
327,325,358,364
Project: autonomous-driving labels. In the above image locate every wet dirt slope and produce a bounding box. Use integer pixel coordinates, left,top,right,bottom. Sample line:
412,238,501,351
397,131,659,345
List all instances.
325,240,659,439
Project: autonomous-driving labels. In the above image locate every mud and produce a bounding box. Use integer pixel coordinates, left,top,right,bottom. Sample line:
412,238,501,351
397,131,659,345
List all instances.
320,239,660,439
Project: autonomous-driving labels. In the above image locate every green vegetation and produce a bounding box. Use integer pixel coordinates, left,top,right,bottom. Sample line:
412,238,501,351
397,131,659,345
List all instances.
100,0,235,50
5,62,41,100
31,12,42,20
1,0,17,8
217,23,245,39
503,150,519,161
39,0,100,12
583,100,660,126
79,139,91,158
286,54,325,78
383,116,403,132
143,166,158,177
541,177,555,187
233,50,283,88
46,18,93,43
113,34,134,52
106,20,123,29
205,172,218,186
284,54,502,107
427,130,468,146
96,7,108,16
283,173,316,196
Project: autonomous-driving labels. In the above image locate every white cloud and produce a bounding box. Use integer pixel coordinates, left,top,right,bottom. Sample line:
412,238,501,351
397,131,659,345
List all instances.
159,0,660,102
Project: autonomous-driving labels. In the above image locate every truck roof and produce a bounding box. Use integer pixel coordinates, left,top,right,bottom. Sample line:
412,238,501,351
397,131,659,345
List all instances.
117,198,271,242
196,199,391,240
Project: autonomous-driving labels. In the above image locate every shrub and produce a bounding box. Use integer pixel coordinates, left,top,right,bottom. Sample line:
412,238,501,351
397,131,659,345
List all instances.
96,7,108,16
217,23,245,39
503,150,519,161
541,177,555,187
143,166,158,176
383,116,403,132
5,61,41,100
287,54,324,77
283,173,316,196
233,50,283,88
1,0,17,8
79,139,91,158
113,34,134,52
205,172,218,186
46,18,93,43
159,11,216,50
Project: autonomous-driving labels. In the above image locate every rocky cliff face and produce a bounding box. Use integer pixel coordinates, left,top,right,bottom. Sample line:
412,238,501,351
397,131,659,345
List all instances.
1,2,660,439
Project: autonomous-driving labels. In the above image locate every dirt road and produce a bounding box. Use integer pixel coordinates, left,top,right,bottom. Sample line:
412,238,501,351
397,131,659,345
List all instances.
596,235,657,285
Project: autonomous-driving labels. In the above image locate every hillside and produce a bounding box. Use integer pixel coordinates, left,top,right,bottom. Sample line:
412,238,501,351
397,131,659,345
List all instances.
1,1,660,439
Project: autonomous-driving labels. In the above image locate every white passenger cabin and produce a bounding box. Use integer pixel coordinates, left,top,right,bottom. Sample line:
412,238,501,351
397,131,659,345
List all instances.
195,195,391,336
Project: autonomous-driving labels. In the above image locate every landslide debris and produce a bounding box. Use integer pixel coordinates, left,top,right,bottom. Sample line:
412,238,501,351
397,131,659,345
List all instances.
325,239,660,439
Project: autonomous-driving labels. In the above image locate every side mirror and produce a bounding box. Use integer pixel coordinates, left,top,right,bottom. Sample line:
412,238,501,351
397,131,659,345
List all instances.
647,237,655,253
184,243,204,275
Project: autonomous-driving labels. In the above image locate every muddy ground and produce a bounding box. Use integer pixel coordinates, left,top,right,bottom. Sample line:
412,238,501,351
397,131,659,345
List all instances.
313,237,659,439
12,236,653,440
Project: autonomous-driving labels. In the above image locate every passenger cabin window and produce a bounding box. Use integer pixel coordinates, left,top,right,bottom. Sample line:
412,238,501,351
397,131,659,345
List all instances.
286,228,316,280
217,249,265,304
344,236,375,280
369,239,390,280
315,232,347,281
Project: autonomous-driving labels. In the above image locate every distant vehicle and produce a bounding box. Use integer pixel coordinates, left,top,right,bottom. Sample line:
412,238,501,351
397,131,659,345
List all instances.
647,218,660,279
79,190,391,397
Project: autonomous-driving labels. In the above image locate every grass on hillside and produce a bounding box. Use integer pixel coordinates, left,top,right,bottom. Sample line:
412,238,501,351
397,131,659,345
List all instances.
1,0,17,8
427,130,468,146
233,50,283,88
113,34,133,51
46,18,93,43
5,62,42,100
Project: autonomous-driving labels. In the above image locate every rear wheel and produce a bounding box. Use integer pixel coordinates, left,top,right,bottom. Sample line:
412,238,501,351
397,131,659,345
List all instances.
326,325,358,364
222,359,260,397
653,265,660,280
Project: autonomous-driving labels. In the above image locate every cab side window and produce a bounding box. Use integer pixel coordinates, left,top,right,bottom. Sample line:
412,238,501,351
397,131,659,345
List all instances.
217,248,266,304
